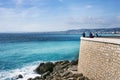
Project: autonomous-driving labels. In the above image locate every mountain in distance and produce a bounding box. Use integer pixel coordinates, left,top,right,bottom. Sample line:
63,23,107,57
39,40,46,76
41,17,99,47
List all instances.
42,27,120,34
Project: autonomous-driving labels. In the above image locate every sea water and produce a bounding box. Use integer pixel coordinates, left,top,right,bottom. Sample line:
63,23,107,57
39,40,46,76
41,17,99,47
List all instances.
0,33,81,80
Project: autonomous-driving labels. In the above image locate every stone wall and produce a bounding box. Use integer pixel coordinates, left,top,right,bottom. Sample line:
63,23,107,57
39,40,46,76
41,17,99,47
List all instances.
78,37,120,80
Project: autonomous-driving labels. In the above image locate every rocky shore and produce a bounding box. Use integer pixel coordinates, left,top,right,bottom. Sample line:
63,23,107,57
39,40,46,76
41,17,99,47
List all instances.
26,60,90,80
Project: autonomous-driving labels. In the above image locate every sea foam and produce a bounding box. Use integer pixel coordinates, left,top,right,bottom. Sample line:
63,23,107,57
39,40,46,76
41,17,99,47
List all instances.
0,62,41,80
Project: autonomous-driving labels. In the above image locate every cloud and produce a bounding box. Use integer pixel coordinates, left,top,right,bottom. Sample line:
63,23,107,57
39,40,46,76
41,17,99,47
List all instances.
58,0,64,2
12,0,24,6
0,0,119,32
116,16,120,22
0,8,15,17
0,6,47,18
85,5,93,9
16,0,23,5
67,16,120,28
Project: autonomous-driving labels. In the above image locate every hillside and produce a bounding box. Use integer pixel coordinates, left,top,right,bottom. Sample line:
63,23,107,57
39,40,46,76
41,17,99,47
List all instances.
42,28,120,34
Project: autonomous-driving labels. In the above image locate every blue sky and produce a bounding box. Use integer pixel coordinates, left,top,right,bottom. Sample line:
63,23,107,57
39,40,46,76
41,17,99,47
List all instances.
0,0,120,32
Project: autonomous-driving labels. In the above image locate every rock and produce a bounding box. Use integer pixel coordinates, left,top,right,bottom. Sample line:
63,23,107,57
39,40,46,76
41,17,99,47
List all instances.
61,64,69,69
54,60,69,66
68,66,77,71
18,74,23,78
35,62,55,74
42,71,50,79
39,63,44,66
62,71,72,77
74,73,83,77
34,76,42,80
61,60,69,65
27,78,32,80
16,74,23,79
77,76,85,80
46,75,53,80
53,62,70,72
84,77,90,80
67,77,75,80
30,60,90,80
71,59,78,65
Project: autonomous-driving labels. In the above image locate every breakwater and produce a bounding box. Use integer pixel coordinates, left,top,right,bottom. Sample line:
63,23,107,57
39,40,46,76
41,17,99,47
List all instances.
78,37,120,80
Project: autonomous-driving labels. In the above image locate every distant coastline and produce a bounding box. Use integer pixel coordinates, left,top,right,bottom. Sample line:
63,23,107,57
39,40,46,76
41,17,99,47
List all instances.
0,27,120,34
29,27,120,34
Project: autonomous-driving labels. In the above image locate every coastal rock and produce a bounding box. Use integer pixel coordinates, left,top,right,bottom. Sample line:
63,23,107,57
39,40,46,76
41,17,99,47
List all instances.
33,76,42,80
53,63,69,71
70,59,78,65
61,71,72,77
84,77,90,80
68,66,77,71
77,76,85,80
27,76,43,80
67,77,75,80
16,74,23,79
60,60,69,65
35,62,55,74
42,71,50,78
54,60,69,66
29,60,90,80
73,73,83,78
27,78,32,80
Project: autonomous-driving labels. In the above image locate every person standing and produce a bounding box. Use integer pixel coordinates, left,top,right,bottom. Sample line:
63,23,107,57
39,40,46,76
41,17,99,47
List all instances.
82,32,86,37
89,32,94,38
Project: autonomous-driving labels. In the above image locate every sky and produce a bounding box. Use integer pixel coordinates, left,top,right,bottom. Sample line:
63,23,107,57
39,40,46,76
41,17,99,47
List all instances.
0,0,120,32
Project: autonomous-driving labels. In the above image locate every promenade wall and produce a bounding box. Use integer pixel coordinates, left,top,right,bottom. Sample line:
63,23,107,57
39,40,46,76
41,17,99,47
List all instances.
78,37,120,80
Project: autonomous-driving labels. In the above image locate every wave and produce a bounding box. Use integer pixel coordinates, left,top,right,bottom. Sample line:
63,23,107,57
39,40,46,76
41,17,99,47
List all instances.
0,61,42,80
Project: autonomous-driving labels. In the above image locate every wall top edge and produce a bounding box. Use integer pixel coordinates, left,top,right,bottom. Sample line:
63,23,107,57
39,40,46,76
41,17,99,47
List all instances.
81,37,120,45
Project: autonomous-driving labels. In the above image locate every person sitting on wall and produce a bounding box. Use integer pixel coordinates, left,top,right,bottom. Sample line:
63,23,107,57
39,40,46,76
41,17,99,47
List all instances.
95,33,98,37
93,32,99,37
82,32,86,37
89,32,94,38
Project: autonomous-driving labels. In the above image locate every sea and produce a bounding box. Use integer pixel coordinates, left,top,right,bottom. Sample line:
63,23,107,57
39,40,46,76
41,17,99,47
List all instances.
0,33,81,80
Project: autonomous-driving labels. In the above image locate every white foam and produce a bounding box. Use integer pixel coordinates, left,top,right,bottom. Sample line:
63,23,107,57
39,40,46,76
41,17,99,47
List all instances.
0,62,41,80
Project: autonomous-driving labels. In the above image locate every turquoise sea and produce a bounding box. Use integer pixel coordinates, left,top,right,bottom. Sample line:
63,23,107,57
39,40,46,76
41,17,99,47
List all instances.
0,33,81,80
0,33,119,80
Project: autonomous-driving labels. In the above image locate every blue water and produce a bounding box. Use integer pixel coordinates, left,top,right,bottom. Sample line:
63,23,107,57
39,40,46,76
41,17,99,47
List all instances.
0,33,81,80
1,33,119,80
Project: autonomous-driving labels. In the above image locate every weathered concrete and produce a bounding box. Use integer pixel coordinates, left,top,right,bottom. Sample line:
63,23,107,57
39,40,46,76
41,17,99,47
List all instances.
78,37,120,80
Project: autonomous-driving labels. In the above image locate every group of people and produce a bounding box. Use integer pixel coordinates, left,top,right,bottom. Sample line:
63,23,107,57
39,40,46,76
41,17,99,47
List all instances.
82,32,98,38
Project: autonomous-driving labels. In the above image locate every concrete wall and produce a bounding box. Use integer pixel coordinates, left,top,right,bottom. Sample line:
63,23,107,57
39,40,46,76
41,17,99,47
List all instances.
78,37,120,80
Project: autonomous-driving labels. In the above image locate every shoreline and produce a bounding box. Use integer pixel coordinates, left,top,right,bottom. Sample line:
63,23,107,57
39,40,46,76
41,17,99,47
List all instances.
24,60,90,80
0,60,82,80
